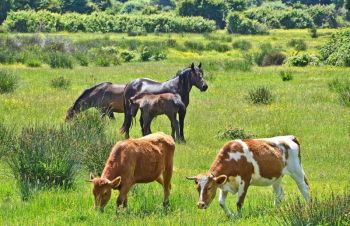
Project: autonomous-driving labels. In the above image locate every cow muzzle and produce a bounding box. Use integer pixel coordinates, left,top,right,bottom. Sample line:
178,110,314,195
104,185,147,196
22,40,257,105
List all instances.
197,201,208,209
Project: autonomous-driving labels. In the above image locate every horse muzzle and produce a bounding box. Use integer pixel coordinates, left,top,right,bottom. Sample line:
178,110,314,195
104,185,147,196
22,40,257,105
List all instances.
201,84,208,92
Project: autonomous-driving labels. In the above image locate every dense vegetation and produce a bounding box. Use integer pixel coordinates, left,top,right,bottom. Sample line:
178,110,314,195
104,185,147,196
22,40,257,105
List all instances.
1,0,350,34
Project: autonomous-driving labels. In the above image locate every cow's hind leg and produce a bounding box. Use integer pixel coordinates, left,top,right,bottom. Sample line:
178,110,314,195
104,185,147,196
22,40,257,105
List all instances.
272,179,284,206
287,157,310,202
162,158,173,207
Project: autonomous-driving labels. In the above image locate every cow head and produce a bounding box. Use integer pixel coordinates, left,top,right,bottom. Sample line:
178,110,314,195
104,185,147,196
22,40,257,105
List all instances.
186,173,227,209
89,173,121,212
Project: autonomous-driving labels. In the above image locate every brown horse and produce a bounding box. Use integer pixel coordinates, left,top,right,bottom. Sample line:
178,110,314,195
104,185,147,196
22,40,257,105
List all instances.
130,93,186,140
66,82,125,121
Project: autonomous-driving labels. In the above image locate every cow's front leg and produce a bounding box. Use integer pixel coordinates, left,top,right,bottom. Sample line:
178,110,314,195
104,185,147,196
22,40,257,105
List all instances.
116,185,130,214
219,189,233,218
236,179,250,215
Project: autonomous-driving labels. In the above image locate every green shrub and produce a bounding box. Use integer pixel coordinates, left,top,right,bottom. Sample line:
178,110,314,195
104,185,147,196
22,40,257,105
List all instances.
120,50,135,62
287,39,307,51
184,41,205,51
206,41,231,52
306,4,338,28
25,57,41,67
287,54,320,67
0,70,18,93
279,71,293,81
50,76,70,89
320,30,350,66
226,12,268,35
232,40,252,51
139,46,166,61
89,47,120,66
6,126,78,200
309,27,318,38
247,86,274,105
166,39,177,47
75,53,89,66
48,52,74,69
279,9,314,29
4,10,216,33
254,43,285,66
216,127,254,140
278,193,350,226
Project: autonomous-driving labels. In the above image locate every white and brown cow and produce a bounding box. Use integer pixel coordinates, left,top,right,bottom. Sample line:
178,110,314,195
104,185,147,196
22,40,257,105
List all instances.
89,132,175,213
186,135,310,217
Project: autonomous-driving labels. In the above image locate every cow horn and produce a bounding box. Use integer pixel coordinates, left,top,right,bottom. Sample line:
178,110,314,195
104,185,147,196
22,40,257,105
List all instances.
186,176,197,180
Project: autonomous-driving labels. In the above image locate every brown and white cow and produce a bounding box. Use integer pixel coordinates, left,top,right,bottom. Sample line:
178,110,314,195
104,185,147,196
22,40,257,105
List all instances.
89,132,175,213
186,135,310,217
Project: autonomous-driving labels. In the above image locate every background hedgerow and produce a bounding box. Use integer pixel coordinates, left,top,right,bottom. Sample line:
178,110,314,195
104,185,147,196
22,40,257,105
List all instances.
320,30,350,67
0,69,18,93
247,86,274,105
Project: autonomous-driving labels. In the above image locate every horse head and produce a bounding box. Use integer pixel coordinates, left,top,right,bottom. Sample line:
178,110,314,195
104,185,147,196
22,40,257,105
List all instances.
188,62,208,92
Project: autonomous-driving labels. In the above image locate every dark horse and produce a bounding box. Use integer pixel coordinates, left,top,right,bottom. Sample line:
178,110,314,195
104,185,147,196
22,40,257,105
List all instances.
66,82,125,121
120,63,208,141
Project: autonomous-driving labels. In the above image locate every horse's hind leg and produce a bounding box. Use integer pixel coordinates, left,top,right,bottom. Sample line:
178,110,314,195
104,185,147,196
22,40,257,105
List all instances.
139,114,144,135
142,112,152,136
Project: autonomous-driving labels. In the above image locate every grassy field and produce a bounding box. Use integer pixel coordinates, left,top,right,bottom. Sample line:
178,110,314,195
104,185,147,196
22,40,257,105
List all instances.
0,29,349,225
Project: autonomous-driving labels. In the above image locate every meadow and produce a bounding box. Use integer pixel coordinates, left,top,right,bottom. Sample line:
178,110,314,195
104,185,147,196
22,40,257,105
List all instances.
0,29,349,225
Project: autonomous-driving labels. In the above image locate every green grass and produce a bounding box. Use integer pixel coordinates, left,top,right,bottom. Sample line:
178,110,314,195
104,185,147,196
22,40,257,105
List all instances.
0,29,349,225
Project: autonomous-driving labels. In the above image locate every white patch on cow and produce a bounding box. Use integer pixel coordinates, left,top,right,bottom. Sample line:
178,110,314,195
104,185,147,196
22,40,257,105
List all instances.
227,152,242,161
198,177,209,202
236,139,279,186
220,176,240,194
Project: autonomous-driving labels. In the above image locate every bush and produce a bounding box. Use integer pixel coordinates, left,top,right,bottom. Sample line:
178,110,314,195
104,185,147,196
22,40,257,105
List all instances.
307,4,338,28
206,41,230,52
226,12,268,35
287,39,307,51
279,71,293,81
50,76,70,89
309,27,318,38
320,30,350,66
48,52,74,69
216,127,254,140
0,70,18,93
232,40,252,51
287,54,320,67
7,126,78,200
279,192,350,226
279,9,314,29
254,43,285,66
247,86,274,104
120,50,135,62
25,57,41,67
89,47,120,66
4,10,216,33
184,41,205,51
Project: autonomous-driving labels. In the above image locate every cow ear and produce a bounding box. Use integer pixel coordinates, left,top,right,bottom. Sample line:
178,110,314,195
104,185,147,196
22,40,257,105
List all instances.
89,172,96,181
109,176,121,188
198,62,202,68
190,62,195,70
214,175,227,185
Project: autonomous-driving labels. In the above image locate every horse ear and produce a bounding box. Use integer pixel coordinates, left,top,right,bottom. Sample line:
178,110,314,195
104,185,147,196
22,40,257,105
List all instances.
190,62,195,70
198,62,202,68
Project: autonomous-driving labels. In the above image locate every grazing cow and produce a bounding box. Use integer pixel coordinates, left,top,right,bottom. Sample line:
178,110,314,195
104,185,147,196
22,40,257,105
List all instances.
186,135,310,217
130,93,186,141
89,132,175,213
66,82,125,121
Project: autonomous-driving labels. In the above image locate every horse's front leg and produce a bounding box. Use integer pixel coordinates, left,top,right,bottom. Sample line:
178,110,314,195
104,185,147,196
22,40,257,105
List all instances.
178,109,186,142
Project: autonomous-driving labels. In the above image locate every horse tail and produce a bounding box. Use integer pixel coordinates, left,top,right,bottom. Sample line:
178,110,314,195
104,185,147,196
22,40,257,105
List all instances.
120,82,133,135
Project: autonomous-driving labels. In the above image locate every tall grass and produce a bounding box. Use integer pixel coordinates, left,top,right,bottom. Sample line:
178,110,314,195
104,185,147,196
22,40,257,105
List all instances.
0,69,18,93
247,86,274,104
279,192,350,226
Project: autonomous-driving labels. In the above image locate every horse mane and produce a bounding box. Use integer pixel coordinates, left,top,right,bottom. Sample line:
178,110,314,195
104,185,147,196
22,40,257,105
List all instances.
176,68,191,103
71,82,112,110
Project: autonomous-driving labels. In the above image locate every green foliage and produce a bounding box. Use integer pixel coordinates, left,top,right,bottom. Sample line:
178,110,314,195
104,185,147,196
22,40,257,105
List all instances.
216,127,254,140
226,12,268,35
254,43,285,66
247,86,274,104
0,69,18,94
48,51,74,68
287,54,320,67
287,39,307,51
279,70,293,81
6,126,78,200
226,0,247,11
139,46,166,61
232,40,252,51
306,4,338,28
279,9,314,29
4,10,216,33
120,50,135,62
178,0,227,28
309,26,318,38
320,30,350,66
206,41,230,52
184,41,205,51
0,123,15,159
120,0,145,13
50,76,70,89
279,193,350,226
